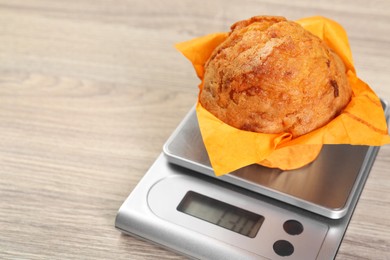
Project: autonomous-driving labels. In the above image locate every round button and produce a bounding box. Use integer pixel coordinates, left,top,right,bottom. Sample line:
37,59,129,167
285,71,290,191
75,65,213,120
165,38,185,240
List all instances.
283,220,304,235
273,240,294,257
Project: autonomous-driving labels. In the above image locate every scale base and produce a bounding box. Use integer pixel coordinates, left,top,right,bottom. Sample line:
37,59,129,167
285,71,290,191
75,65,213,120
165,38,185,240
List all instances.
116,152,369,259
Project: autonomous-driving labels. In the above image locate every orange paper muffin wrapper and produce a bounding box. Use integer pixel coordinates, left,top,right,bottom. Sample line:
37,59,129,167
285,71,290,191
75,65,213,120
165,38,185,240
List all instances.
176,16,390,176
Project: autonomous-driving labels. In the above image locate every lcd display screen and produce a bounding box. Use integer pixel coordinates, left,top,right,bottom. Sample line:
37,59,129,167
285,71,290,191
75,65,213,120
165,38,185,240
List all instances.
177,191,264,238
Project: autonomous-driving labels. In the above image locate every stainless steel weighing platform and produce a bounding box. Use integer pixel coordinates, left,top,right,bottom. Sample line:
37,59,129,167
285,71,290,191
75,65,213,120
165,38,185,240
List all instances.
116,100,389,260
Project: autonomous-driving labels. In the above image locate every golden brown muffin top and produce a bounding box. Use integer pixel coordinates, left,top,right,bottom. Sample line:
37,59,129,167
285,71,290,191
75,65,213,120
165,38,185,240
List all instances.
200,16,352,137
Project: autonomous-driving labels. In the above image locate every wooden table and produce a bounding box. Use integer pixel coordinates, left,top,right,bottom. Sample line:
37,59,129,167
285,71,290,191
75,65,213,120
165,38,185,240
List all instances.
1,1,389,259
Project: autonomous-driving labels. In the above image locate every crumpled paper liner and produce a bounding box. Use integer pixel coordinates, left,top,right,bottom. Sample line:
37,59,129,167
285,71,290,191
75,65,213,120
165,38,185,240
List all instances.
176,16,390,176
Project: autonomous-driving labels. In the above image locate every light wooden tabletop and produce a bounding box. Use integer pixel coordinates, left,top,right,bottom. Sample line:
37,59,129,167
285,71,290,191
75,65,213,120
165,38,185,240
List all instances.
1,1,389,259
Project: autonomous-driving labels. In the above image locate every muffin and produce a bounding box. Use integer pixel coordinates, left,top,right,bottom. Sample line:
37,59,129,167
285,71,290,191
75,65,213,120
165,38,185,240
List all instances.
200,16,352,137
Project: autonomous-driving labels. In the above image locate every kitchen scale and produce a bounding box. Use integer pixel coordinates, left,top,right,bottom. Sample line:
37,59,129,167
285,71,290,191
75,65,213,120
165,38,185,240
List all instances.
116,100,389,259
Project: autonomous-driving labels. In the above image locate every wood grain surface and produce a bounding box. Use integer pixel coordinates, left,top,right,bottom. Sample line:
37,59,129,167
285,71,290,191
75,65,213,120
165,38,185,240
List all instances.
0,1,389,259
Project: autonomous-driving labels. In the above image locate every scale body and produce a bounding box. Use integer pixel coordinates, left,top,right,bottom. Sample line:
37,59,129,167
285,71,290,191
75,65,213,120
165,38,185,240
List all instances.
116,101,389,259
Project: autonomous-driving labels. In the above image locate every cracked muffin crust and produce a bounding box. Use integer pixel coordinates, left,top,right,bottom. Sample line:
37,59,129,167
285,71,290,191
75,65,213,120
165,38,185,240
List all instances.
200,16,352,137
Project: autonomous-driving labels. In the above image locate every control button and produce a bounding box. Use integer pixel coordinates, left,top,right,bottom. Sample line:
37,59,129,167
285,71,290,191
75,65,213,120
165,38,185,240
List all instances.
273,240,294,257
283,219,304,235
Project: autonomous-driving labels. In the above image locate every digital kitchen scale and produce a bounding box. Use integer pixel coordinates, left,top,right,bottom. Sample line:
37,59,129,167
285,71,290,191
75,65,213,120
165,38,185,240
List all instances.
116,100,389,259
